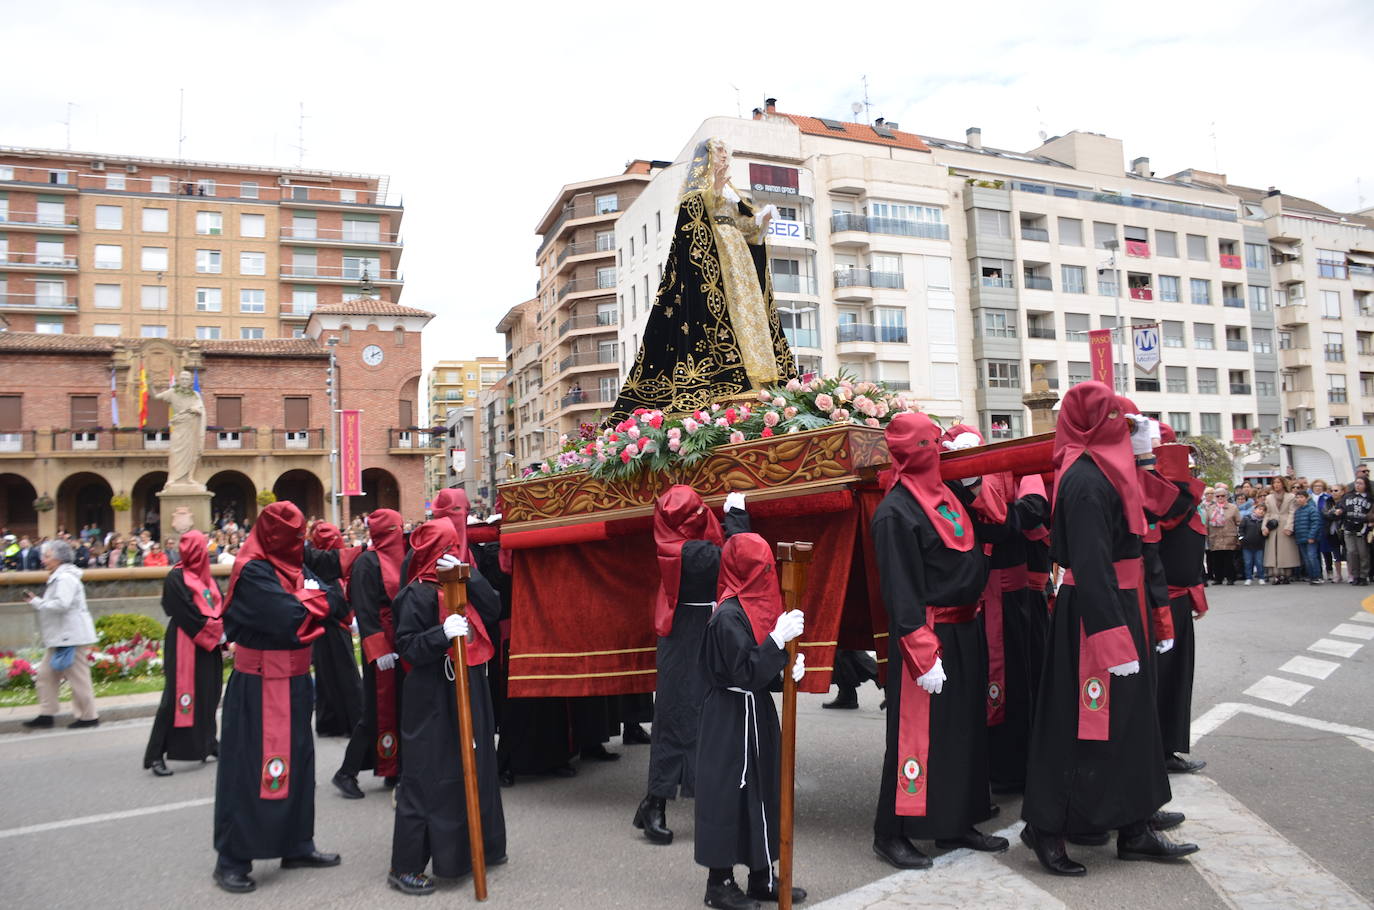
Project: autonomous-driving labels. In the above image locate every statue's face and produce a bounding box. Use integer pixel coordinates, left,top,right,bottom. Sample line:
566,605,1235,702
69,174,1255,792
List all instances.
177,370,192,391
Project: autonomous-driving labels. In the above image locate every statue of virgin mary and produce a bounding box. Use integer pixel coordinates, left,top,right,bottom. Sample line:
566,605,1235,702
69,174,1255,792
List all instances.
609,138,796,419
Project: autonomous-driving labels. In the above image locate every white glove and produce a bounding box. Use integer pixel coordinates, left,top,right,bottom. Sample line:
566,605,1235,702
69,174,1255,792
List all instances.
436,553,461,571
1108,660,1140,676
350,618,359,635
916,658,946,695
1129,415,1154,455
1148,418,1162,448
724,491,747,513
769,609,805,649
1155,638,1175,654
218,633,228,646
791,652,806,682
303,578,321,590
754,203,779,227
443,613,469,641
375,652,398,671
942,431,982,452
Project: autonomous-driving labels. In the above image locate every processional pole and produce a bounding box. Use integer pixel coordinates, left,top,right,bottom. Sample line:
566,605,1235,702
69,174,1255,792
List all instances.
437,561,488,901
775,541,813,910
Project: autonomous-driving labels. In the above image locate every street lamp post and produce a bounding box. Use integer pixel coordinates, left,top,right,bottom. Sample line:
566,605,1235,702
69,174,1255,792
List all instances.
325,336,341,527
1102,239,1124,393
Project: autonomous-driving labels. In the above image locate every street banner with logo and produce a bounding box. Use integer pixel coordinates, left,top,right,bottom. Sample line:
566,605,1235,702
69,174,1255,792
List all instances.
1133,323,1161,374
1089,329,1115,386
341,410,362,496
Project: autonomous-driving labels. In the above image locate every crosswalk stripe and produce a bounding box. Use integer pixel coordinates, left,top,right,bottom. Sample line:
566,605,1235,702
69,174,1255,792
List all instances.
1329,623,1374,641
1309,638,1363,658
1243,675,1313,707
1348,612,1374,624
1278,656,1342,680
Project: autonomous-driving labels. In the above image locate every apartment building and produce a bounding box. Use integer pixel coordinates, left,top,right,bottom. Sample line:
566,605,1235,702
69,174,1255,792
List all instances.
0,147,403,341
424,356,503,497
529,163,656,459
926,130,1276,440
618,103,966,419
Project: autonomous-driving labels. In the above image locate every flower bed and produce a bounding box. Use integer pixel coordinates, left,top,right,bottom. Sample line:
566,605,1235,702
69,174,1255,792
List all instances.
0,637,165,689
527,374,917,482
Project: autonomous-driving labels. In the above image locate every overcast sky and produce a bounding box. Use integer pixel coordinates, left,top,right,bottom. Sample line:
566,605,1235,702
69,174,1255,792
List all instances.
7,0,1372,373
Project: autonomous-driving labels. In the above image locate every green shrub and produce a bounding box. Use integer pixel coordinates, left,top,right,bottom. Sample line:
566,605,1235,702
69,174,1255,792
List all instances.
96,613,165,647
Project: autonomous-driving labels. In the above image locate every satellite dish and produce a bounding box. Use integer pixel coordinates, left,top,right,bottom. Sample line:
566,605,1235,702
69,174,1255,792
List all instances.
851,101,864,114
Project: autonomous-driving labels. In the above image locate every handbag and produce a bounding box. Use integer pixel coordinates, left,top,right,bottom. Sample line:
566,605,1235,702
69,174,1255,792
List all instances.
50,645,76,672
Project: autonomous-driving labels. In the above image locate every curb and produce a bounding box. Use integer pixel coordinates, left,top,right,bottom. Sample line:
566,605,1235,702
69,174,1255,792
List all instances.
0,698,161,735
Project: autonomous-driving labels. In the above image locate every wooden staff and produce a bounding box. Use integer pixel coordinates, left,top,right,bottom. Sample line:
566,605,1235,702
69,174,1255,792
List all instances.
437,562,487,901
775,540,813,910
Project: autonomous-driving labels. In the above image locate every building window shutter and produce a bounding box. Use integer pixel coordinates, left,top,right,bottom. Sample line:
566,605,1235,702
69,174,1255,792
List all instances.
216,396,242,428
146,396,170,428
0,395,21,430
70,395,99,428
399,399,413,428
283,396,309,429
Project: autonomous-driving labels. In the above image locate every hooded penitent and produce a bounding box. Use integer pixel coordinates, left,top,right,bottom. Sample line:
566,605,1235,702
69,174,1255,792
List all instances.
1053,382,1146,537
366,508,407,600
430,488,473,564
885,412,975,552
653,485,725,637
716,533,784,646
405,519,493,666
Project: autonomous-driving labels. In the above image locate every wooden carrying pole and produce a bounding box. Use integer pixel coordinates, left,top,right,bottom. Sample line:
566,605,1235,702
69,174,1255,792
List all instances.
774,541,813,910
437,562,488,901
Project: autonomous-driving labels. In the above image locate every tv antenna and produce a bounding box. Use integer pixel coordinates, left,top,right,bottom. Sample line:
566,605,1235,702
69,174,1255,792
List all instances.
177,88,187,160
60,102,76,150
860,75,872,121
730,83,742,118
1210,120,1220,173
289,102,310,167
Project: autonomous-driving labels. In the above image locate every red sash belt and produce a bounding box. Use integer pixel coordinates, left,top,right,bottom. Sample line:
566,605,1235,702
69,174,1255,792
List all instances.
927,605,979,624
235,646,312,800
1168,583,1209,618
1061,557,1143,590
1026,571,1050,590
984,573,1011,727
175,609,223,729
998,565,1029,592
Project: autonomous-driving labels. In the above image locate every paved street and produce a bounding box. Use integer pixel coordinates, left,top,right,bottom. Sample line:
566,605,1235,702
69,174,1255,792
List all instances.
2,582,1370,909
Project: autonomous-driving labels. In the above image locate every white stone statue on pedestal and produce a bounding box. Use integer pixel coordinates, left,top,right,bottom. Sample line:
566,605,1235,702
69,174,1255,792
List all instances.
155,369,206,490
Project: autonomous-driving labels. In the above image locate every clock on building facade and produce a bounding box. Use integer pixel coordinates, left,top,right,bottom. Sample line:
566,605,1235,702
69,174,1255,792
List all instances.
361,344,385,366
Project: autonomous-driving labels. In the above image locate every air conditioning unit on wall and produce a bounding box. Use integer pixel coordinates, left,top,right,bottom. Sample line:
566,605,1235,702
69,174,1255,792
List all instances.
125,164,139,173
90,161,105,171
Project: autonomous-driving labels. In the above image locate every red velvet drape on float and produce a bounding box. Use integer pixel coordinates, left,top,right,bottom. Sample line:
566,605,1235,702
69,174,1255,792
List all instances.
506,491,864,697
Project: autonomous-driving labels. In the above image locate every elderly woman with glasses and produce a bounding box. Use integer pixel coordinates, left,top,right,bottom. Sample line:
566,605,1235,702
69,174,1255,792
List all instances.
20,539,100,730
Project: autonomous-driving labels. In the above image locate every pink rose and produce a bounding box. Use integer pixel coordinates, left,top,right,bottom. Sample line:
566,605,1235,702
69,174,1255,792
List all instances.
669,439,681,452
763,410,780,427
627,425,641,439
729,430,746,444
715,417,730,428
784,406,798,418
786,378,802,392
648,413,664,429
620,448,633,464
683,418,700,434
759,389,773,401
876,402,889,418
667,427,682,440
836,384,853,402
830,408,850,422
761,427,774,438
640,438,658,455
725,407,739,424
772,396,786,407
865,417,880,427
815,393,835,411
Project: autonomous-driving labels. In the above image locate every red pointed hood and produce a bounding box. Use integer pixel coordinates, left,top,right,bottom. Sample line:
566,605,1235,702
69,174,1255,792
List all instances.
884,412,974,551
717,533,784,646
367,508,406,599
431,488,472,563
1053,381,1145,536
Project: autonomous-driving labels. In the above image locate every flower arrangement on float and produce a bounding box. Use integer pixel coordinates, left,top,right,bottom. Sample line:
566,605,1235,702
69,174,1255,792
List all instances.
523,374,918,482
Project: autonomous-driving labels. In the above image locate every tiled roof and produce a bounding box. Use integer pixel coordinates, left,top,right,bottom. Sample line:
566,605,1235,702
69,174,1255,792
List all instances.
778,113,931,152
0,332,327,358
311,300,434,318
1203,181,1338,217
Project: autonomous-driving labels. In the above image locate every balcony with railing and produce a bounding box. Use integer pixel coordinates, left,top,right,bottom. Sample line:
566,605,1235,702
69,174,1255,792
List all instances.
1027,326,1056,339
558,347,620,373
0,430,37,453
0,211,78,231
1230,383,1253,395
828,213,949,240
541,199,626,250
1134,378,1161,392
388,428,443,452
205,428,258,451
557,311,618,337
834,268,904,290
1223,295,1245,308
557,275,617,300
980,275,1014,288
0,250,78,272
783,327,820,349
1020,226,1049,242
278,263,402,284
772,273,819,295
271,428,325,450
0,292,78,311
279,225,400,247
558,388,615,410
1219,253,1243,270
836,323,908,344
1023,274,1052,291
1227,339,1249,352
556,240,612,266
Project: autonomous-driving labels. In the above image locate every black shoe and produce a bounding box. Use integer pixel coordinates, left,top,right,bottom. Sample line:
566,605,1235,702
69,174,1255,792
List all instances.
633,794,673,845
489,853,509,866
281,850,341,869
935,827,1009,852
1164,754,1206,774
1067,832,1111,846
332,771,364,799
1150,810,1185,832
1021,825,1087,876
150,759,173,777
21,715,54,729
987,803,1002,818
746,880,808,903
705,879,759,910
822,688,859,710
580,744,620,762
623,723,652,745
872,835,932,869
387,870,435,895
213,869,256,894
383,775,398,789
499,767,516,788
1117,827,1199,862
68,718,100,729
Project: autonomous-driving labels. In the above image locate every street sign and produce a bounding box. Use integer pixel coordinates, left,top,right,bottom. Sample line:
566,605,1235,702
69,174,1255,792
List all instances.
1133,324,1161,374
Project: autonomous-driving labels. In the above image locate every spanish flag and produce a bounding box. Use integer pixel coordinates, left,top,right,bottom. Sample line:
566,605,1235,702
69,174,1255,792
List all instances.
138,363,149,428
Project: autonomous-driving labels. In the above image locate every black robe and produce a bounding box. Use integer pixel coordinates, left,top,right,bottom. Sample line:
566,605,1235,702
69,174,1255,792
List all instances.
390,569,507,877
213,560,324,862
304,545,363,737
609,188,794,422
693,598,788,870
648,508,750,800
1156,498,1205,756
1022,457,1170,835
986,493,1051,793
871,482,994,840
338,550,404,777
143,568,223,766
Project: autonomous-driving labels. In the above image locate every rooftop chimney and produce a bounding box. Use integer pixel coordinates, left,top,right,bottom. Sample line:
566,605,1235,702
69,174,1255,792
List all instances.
1266,187,1281,198
966,127,982,149
874,117,885,127
1131,156,1151,178
752,107,762,120
765,98,777,114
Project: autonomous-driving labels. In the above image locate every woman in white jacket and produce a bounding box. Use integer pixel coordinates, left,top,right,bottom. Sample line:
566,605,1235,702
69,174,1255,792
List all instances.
22,539,100,729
